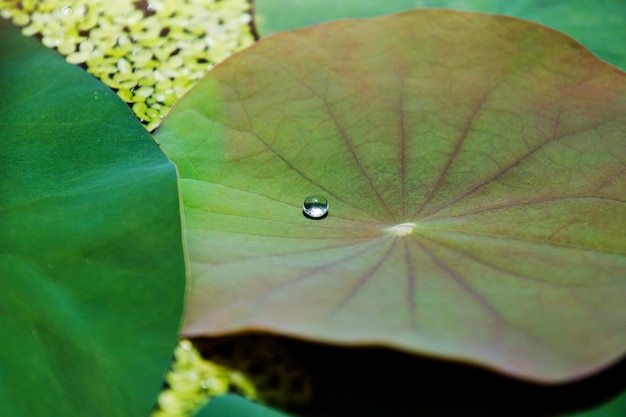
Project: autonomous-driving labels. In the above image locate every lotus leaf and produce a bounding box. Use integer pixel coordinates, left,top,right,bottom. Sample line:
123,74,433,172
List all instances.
0,19,185,417
155,10,626,383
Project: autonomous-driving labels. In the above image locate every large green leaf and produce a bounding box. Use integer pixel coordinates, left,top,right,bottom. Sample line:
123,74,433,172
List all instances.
155,10,626,383
253,0,626,70
0,20,186,416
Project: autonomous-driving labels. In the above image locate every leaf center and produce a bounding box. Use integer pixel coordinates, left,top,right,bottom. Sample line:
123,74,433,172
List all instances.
385,222,417,237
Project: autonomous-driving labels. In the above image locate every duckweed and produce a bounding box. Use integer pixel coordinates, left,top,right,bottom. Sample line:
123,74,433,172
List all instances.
0,0,255,131
152,339,259,417
153,336,312,416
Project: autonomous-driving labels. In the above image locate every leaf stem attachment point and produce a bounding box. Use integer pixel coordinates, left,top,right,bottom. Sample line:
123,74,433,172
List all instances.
386,222,417,237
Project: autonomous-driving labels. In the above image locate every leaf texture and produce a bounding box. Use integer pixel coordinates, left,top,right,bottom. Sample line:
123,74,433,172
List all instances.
156,10,626,383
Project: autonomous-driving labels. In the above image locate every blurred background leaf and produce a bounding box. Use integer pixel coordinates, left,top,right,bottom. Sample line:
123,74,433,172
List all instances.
253,0,626,70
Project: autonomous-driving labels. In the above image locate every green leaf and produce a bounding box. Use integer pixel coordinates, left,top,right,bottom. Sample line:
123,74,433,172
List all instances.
564,394,626,417
564,390,626,417
253,0,420,36
155,10,626,383
253,0,626,70
193,395,292,417
0,20,186,417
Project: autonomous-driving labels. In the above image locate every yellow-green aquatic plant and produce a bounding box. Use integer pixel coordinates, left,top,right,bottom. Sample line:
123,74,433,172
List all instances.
152,340,259,417
0,0,254,130
153,337,311,416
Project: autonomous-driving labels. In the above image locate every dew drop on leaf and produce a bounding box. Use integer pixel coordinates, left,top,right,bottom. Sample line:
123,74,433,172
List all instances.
302,195,328,219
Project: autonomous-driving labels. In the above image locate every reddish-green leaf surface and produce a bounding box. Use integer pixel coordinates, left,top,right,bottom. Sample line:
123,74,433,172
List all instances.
155,10,626,383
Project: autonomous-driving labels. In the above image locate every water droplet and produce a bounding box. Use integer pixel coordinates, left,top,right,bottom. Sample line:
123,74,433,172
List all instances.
61,6,72,16
303,195,328,219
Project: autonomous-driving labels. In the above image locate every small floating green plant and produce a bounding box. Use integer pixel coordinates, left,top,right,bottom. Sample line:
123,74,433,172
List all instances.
0,0,254,130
